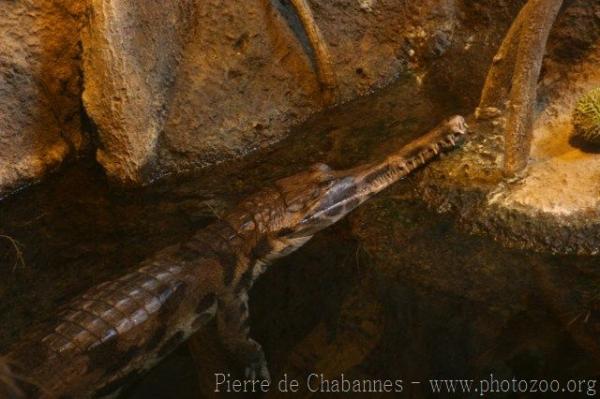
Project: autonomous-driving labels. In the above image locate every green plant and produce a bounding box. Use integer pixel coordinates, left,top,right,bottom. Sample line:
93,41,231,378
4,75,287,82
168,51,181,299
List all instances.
572,87,600,144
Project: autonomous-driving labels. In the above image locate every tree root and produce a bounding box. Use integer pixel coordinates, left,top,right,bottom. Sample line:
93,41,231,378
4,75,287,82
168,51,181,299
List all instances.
287,0,338,105
503,0,563,175
476,0,564,175
476,0,535,118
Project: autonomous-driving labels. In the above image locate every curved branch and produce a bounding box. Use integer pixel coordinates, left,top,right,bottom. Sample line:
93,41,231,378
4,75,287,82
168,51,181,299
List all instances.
288,0,338,105
476,0,536,118
504,0,563,175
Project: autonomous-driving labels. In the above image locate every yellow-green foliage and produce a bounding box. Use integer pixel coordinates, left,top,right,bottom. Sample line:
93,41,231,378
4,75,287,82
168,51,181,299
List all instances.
572,87,600,144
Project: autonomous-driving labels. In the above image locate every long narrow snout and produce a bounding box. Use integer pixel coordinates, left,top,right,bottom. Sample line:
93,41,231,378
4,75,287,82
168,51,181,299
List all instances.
350,114,468,198
297,116,467,235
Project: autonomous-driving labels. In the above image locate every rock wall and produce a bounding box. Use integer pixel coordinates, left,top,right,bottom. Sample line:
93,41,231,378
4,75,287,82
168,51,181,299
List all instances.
0,0,85,196
83,0,525,186
82,0,199,185
0,0,527,192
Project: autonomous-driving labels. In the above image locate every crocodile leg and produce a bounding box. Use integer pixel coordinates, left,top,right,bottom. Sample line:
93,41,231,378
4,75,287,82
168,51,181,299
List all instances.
216,292,270,381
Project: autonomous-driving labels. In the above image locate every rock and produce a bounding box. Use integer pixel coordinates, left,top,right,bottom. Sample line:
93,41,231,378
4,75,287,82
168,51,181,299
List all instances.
81,0,523,186
348,183,600,374
0,0,534,192
82,0,198,185
82,0,324,185
0,0,85,196
418,17,600,255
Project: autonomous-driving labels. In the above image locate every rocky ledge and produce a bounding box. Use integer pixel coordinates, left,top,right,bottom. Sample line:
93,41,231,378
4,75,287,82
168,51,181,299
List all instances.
418,42,600,255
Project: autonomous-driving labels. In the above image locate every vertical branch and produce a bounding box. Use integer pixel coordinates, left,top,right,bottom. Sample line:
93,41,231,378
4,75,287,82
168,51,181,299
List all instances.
476,0,536,118
288,0,338,105
504,0,563,175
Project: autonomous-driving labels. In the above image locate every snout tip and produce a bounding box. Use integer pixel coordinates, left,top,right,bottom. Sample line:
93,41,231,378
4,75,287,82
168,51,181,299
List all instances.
447,115,468,135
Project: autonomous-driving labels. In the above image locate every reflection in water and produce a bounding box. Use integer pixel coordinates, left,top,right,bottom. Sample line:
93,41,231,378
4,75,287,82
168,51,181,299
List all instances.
0,73,597,398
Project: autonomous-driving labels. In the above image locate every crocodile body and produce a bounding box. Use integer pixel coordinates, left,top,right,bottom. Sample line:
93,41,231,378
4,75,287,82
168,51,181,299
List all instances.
1,116,467,398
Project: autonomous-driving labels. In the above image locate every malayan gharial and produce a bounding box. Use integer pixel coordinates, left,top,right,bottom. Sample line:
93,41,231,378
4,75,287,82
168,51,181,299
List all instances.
0,116,468,398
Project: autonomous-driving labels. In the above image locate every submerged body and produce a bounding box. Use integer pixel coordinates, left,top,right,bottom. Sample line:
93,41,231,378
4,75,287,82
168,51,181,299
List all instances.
2,116,467,398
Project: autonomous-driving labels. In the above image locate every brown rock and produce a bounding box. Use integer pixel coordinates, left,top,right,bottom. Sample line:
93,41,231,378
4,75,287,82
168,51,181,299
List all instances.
82,0,198,185
83,0,513,186
0,0,530,191
0,0,85,195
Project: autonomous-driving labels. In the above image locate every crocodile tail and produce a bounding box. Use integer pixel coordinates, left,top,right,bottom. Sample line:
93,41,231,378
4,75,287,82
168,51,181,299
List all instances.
4,239,222,398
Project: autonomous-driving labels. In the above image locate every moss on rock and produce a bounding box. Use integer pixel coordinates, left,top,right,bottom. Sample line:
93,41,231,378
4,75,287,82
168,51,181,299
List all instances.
572,87,600,144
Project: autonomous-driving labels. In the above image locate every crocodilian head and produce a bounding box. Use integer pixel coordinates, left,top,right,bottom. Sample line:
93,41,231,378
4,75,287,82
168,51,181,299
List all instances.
262,115,468,241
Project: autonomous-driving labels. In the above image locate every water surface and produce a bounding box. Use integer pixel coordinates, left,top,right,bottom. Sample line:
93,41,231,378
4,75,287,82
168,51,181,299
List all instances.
0,74,597,398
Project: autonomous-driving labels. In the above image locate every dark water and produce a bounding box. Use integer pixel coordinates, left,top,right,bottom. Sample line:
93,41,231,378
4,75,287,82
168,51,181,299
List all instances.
0,74,598,398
